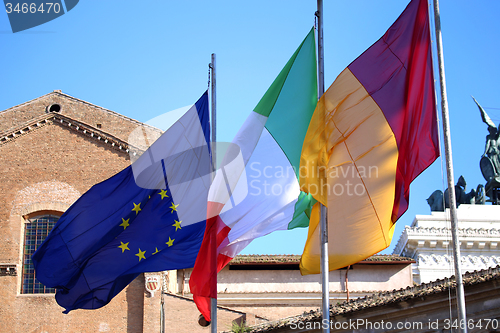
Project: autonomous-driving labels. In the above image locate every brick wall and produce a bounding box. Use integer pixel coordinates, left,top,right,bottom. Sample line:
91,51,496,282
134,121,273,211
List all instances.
0,95,147,332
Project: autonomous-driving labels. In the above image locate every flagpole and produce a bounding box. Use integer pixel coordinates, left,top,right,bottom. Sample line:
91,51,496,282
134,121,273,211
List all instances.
316,1,330,332
160,283,165,333
210,53,218,333
432,0,467,331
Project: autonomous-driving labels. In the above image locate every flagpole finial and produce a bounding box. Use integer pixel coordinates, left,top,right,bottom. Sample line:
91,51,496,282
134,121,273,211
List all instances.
208,63,212,88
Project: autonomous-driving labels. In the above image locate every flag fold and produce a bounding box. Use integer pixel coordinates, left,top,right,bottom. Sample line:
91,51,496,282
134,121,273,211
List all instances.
33,91,211,313
299,0,439,274
189,28,318,321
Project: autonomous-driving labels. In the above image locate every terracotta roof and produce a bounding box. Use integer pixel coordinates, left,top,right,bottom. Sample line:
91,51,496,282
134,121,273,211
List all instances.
244,266,500,332
229,254,414,265
359,254,415,264
230,255,301,265
216,290,400,295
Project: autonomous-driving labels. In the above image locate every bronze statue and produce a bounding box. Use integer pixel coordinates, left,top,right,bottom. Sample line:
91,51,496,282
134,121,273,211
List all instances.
426,98,496,211
427,189,444,211
427,175,485,212
474,96,500,182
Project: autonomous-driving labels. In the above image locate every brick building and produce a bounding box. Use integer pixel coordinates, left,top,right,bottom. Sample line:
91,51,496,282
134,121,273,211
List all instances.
0,92,416,332
0,91,230,332
0,91,155,332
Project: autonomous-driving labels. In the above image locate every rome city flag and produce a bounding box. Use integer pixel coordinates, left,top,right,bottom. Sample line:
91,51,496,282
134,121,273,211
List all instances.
190,28,318,321
299,0,439,274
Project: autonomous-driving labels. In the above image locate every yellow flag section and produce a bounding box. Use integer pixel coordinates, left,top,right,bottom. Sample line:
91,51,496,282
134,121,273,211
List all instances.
300,69,399,273
299,0,439,274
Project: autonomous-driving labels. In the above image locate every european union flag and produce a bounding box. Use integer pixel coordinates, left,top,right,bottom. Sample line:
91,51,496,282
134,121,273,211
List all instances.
33,91,211,313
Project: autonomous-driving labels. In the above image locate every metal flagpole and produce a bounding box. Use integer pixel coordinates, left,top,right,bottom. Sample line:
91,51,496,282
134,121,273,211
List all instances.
432,0,467,331
316,1,330,332
210,53,218,333
160,286,165,333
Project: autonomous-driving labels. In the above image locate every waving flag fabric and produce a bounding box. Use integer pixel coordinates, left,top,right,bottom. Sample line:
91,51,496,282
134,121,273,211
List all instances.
33,92,211,313
189,28,318,321
299,0,439,274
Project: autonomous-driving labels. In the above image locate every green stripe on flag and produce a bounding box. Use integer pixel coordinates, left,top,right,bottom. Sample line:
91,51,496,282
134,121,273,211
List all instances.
266,28,317,177
289,192,316,229
253,28,314,118
254,27,318,176
253,28,318,230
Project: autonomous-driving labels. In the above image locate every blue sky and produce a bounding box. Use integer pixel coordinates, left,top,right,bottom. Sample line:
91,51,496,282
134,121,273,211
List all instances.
1,0,499,256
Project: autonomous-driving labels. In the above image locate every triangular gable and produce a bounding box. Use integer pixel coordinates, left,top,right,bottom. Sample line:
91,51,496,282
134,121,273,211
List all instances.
0,112,137,155
0,90,161,145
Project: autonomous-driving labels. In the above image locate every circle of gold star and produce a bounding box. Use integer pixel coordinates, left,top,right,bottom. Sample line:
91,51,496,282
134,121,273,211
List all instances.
135,248,146,261
172,220,182,231
132,202,142,215
120,218,130,230
118,242,130,253
169,202,179,213
159,189,169,200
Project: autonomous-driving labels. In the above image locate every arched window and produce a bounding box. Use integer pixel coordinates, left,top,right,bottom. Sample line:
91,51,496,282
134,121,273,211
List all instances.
22,214,59,294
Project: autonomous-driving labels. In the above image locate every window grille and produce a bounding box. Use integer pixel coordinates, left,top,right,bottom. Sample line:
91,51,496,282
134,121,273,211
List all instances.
21,214,59,294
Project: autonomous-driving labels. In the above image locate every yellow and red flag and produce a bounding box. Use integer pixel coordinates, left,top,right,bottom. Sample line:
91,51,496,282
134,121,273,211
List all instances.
300,0,439,274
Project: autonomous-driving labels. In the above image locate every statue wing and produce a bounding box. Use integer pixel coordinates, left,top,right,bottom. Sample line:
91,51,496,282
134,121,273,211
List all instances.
473,96,496,129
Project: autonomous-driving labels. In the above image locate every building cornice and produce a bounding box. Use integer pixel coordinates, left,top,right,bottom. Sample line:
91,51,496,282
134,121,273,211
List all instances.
0,112,141,155
418,253,500,269
393,225,500,255
406,226,500,238
216,291,377,306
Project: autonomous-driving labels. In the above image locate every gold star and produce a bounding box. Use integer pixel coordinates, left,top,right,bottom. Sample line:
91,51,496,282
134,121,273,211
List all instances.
172,220,182,231
152,247,160,255
159,189,169,200
118,242,130,253
132,202,142,215
169,202,179,213
166,237,175,247
119,218,130,230
135,248,146,261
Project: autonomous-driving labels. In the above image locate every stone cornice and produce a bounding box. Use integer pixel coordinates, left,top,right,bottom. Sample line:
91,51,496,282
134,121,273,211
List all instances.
406,226,500,237
417,254,500,269
0,112,143,155
393,225,500,255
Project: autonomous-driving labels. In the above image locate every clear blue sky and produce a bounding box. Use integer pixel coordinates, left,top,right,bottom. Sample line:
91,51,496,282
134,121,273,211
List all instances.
1,1,499,256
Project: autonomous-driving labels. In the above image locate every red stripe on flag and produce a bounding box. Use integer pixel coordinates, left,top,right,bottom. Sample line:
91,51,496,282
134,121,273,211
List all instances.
348,0,439,222
190,202,231,321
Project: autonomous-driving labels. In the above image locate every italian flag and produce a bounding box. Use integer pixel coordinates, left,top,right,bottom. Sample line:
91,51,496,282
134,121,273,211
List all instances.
189,28,318,321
